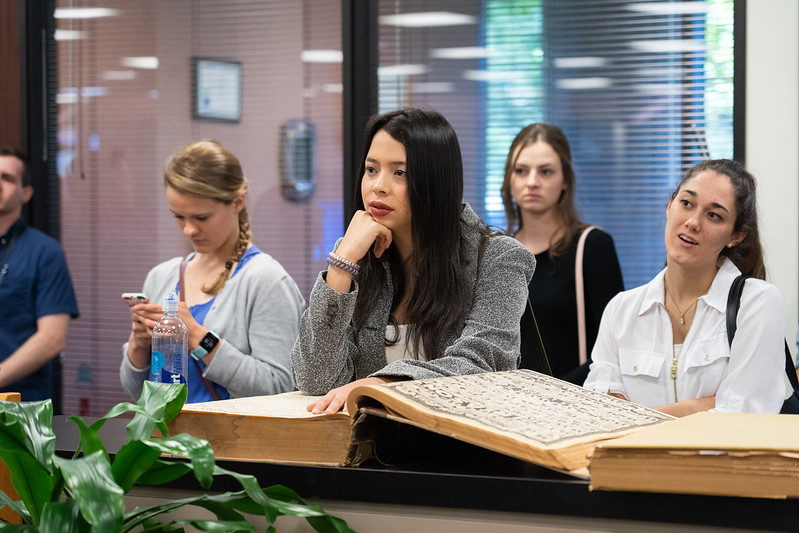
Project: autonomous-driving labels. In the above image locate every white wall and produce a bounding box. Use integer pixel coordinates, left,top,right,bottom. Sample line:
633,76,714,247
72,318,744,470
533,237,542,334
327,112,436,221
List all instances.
746,0,799,354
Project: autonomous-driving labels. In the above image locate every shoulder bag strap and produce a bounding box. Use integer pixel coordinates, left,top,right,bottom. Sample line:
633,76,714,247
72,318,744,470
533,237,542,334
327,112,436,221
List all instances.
726,275,799,395
479,234,552,376
575,225,596,366
525,296,552,376
179,255,222,401
724,274,746,346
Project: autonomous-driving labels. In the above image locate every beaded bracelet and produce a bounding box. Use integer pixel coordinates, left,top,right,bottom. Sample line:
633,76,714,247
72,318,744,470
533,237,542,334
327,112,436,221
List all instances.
327,252,360,276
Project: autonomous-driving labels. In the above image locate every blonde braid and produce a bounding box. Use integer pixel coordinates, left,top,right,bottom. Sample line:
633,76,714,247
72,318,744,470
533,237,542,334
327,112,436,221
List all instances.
202,208,251,295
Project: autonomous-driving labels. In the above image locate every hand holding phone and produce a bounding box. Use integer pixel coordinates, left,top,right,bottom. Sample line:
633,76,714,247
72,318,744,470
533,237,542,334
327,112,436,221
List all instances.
121,292,150,307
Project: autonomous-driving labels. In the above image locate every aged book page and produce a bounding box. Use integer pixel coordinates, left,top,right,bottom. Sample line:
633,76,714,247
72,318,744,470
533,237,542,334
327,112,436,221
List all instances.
183,391,324,418
591,411,799,450
348,369,672,472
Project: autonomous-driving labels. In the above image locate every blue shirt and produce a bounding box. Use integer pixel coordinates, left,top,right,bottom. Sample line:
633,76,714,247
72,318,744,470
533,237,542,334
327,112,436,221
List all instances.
0,219,79,401
179,245,261,403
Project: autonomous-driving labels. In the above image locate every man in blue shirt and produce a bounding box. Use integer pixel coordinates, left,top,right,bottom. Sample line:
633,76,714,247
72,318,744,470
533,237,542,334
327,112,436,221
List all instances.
0,145,79,401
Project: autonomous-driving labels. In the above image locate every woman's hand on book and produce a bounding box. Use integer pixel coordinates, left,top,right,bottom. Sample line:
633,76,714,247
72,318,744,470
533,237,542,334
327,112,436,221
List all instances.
307,376,399,415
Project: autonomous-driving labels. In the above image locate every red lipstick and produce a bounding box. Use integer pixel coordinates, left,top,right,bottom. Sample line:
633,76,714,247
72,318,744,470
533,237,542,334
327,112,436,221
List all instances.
370,201,393,217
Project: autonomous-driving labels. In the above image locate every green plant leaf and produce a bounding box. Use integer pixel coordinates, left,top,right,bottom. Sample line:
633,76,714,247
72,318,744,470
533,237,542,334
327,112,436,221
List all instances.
0,387,351,533
139,434,215,489
111,440,164,492
0,488,30,523
126,383,187,442
1,451,55,524
123,491,279,532
170,519,254,532
39,500,90,533
0,524,39,532
135,460,192,486
242,484,355,533
52,451,124,531
0,400,56,466
210,466,269,511
304,514,357,533
66,416,108,462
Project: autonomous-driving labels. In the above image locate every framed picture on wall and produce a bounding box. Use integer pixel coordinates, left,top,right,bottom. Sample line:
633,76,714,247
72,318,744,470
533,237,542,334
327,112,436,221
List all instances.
192,57,242,123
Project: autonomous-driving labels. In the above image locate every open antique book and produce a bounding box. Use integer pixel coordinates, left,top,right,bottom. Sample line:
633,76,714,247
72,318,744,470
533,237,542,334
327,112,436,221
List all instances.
589,411,799,498
167,369,672,476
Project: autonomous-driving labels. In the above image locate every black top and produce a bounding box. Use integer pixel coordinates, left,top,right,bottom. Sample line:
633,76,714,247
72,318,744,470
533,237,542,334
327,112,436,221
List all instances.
520,228,624,384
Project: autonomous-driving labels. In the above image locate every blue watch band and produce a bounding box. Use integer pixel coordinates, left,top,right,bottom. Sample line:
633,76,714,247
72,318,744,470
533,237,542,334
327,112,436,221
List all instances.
191,330,219,360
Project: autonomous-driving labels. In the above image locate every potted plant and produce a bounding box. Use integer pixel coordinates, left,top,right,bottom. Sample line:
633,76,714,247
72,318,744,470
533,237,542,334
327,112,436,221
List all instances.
0,382,354,532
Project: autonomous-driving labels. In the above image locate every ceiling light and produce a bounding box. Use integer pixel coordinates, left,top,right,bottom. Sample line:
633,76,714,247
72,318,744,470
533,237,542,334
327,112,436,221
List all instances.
463,70,523,82
57,91,78,105
121,57,159,69
627,2,709,15
378,64,427,77
54,8,120,19
301,50,343,63
54,29,85,41
553,56,608,69
430,47,497,60
380,12,475,28
630,40,706,53
556,77,613,90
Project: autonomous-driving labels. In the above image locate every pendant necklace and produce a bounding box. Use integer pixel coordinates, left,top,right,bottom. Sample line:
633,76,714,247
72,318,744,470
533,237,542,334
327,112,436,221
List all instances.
664,276,710,326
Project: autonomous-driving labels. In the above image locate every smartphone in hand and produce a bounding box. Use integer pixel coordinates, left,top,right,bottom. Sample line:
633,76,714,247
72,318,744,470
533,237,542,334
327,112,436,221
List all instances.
121,292,150,306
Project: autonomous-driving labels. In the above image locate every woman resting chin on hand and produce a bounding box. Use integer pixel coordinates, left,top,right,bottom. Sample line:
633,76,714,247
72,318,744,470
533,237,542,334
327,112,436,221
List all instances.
291,108,536,414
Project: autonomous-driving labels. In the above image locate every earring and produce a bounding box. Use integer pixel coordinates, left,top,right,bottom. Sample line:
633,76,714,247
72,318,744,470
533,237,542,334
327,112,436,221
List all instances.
727,242,734,248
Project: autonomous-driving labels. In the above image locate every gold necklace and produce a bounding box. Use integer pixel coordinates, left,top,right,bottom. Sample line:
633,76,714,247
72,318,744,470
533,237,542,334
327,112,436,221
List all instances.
663,276,710,326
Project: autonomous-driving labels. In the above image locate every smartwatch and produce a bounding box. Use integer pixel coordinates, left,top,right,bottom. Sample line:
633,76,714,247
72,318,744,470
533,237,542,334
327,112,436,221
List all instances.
191,330,220,360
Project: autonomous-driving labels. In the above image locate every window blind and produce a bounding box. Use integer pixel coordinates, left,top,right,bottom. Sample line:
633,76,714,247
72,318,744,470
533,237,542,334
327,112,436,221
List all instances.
55,0,342,415
376,0,734,288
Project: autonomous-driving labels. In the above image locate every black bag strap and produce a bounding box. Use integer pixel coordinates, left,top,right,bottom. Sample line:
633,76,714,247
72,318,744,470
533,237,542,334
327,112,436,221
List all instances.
726,274,799,395
524,295,553,376
479,234,552,376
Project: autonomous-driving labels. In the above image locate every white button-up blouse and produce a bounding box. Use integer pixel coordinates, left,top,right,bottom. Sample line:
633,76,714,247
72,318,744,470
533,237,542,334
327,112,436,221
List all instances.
584,258,786,413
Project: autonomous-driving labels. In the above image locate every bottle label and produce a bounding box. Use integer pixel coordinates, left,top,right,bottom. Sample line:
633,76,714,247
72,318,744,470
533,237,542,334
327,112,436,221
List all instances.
151,350,165,373
150,350,186,385
156,368,187,385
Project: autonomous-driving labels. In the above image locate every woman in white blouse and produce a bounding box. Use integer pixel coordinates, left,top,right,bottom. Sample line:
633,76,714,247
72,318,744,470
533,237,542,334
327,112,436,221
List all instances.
584,159,785,416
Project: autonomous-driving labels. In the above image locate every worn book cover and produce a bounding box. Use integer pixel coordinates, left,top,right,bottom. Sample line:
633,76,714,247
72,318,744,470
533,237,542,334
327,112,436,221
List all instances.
168,369,672,475
589,411,799,498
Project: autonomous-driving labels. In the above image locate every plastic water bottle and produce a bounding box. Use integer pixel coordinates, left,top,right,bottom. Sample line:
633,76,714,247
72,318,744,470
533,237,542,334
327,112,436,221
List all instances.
150,292,188,386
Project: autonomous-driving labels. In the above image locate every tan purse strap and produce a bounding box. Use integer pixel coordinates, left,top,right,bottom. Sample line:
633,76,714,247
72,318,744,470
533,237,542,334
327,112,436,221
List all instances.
575,225,596,366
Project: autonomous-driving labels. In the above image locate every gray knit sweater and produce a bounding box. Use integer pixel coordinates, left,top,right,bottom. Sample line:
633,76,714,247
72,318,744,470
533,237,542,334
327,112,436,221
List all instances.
120,251,305,400
291,204,536,395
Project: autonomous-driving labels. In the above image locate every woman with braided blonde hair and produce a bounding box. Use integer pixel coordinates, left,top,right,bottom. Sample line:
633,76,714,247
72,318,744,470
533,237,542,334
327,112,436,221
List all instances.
121,140,304,402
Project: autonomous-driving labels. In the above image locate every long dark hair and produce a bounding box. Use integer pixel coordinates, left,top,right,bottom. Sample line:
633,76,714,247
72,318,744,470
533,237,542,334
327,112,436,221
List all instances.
164,139,251,294
670,159,765,279
500,123,583,258
352,108,473,359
